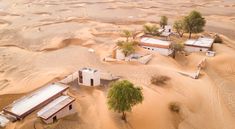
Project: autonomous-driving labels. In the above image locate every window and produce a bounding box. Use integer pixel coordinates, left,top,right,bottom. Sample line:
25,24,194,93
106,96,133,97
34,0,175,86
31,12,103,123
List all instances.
69,105,72,110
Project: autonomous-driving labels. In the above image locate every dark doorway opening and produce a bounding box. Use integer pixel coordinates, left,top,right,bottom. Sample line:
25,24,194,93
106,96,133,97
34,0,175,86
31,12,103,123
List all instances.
53,116,57,123
91,79,94,86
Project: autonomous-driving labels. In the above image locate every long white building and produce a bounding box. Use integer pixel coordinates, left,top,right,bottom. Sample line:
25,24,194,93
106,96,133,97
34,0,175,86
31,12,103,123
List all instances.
140,37,173,56
184,37,214,52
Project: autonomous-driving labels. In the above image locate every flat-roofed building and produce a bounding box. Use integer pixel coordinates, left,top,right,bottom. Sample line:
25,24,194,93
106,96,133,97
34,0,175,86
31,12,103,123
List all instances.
140,37,173,56
184,37,214,52
3,83,69,120
37,95,76,124
78,68,101,86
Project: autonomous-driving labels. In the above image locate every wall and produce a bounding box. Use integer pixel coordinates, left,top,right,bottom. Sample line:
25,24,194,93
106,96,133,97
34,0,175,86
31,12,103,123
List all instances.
141,46,172,56
42,103,76,124
116,49,125,60
184,46,209,52
79,70,100,86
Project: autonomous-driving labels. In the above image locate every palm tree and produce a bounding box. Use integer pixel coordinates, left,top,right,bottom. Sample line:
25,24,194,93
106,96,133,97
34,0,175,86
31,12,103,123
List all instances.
107,80,144,121
122,30,132,42
143,24,159,36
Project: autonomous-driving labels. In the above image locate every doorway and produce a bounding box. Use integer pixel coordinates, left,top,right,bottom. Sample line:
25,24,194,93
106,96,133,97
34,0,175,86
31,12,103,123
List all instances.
53,116,57,123
91,79,94,86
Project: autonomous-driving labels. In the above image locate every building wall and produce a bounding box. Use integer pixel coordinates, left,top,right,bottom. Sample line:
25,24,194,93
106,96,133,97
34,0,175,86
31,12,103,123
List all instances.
78,70,100,86
141,46,172,56
116,49,125,60
184,46,209,52
42,103,76,124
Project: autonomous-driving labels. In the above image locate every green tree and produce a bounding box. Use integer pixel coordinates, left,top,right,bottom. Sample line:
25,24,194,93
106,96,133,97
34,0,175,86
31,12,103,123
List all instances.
116,41,137,56
107,80,144,121
170,43,184,58
183,10,206,39
122,30,132,42
173,19,185,37
143,24,159,36
160,16,168,28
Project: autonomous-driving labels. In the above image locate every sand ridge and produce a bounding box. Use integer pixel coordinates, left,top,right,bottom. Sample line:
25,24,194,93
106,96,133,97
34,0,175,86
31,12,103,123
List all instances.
0,0,235,129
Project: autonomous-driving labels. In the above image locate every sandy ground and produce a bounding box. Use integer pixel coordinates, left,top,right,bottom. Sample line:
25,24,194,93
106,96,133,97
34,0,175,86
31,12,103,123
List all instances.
0,0,235,129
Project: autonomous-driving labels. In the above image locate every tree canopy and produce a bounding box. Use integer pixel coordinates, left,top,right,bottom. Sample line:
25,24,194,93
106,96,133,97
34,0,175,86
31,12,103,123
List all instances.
143,24,159,36
184,10,206,39
116,40,138,56
173,19,185,37
107,80,144,121
160,16,168,28
122,30,132,42
170,42,185,58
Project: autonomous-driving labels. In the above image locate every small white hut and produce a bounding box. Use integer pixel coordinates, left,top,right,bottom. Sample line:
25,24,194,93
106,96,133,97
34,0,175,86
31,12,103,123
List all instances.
37,96,76,124
78,68,101,86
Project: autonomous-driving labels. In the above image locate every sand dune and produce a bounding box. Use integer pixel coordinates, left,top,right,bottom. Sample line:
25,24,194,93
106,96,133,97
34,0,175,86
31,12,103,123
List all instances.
0,0,235,129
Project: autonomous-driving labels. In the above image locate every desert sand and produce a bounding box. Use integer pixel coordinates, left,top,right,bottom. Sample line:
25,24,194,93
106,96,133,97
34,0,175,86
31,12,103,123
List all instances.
0,0,235,129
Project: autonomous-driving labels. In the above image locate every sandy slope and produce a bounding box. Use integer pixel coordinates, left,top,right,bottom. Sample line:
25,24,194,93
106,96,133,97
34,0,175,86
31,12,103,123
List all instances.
0,0,235,129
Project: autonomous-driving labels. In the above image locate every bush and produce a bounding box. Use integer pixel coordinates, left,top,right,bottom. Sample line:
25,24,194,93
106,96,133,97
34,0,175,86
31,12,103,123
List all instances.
151,75,170,85
214,35,223,43
169,102,180,113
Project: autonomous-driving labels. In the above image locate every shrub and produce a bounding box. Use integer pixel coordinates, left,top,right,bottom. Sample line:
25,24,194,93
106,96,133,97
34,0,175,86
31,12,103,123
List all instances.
151,75,170,85
214,34,223,43
169,102,180,113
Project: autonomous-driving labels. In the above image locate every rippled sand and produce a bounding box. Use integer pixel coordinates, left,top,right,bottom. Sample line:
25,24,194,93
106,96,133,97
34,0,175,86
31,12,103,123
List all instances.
0,0,235,129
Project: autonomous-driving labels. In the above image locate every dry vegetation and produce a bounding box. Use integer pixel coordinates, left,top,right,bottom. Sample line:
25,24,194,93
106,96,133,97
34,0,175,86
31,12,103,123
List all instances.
169,102,181,113
150,75,171,86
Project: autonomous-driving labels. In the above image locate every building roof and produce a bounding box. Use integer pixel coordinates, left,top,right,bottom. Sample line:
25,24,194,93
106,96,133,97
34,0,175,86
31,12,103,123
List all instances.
185,37,214,48
3,83,69,118
81,67,98,73
140,37,171,48
37,95,75,120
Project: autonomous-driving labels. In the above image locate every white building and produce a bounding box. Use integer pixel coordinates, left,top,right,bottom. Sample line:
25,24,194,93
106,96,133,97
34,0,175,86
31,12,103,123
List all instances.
140,37,173,56
159,25,172,37
184,37,214,52
115,49,125,61
3,83,69,120
78,68,101,86
37,96,76,124
0,114,9,127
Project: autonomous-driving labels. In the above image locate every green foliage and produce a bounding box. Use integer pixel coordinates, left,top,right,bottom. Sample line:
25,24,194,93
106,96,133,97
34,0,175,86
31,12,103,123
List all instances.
173,19,185,37
116,40,137,56
122,30,132,42
143,24,159,36
160,16,168,28
214,34,223,43
183,10,206,38
151,75,170,86
170,43,184,52
107,80,144,120
170,43,185,58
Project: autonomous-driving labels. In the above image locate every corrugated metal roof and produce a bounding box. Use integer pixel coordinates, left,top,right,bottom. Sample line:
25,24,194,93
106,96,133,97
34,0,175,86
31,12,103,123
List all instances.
140,37,171,46
3,83,68,118
185,37,214,48
37,96,75,120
